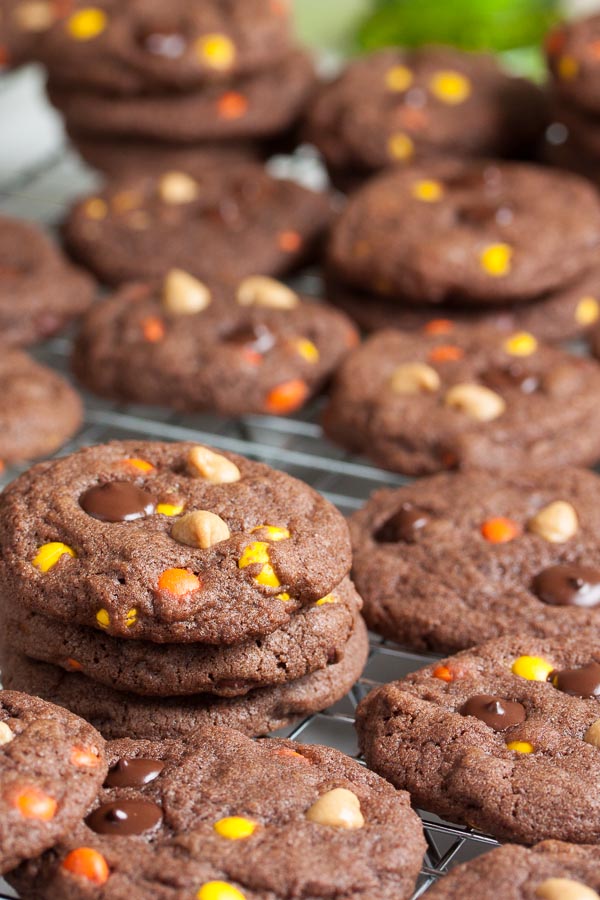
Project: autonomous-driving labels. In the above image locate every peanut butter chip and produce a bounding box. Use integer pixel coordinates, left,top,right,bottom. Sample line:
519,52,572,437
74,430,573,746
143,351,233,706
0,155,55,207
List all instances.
584,718,600,749
163,269,211,315
172,511,230,549
306,788,365,830
536,879,600,900
0,722,14,746
527,501,578,543
236,276,298,309
187,446,241,484
389,362,441,395
444,383,506,422
158,171,199,205
14,1,55,31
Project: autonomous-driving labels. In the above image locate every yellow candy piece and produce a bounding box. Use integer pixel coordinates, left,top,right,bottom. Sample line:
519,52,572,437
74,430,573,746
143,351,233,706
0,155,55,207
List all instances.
411,179,444,202
84,198,107,220
293,338,319,364
111,191,140,213
316,594,337,606
558,54,579,80
430,70,471,104
239,542,281,588
197,883,246,900
385,64,413,92
213,816,257,840
503,332,538,357
251,525,290,541
276,592,291,602
576,296,600,326
67,7,107,41
125,608,138,628
480,243,513,277
196,33,236,70
511,655,554,682
96,608,110,629
506,740,534,754
255,564,280,588
156,503,185,517
33,542,76,573
387,132,414,162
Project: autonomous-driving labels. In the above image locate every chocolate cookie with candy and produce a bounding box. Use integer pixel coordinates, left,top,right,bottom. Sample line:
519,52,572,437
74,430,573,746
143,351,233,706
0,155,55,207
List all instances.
35,0,294,94
350,467,600,653
305,47,544,185
322,327,600,475
7,725,425,900
72,274,358,417
357,633,600,844
0,215,95,346
327,160,600,306
546,14,600,116
0,690,106,874
64,162,331,286
425,841,600,900
0,440,352,643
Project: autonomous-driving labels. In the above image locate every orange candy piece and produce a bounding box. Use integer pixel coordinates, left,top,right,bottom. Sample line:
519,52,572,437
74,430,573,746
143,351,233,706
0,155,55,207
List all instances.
433,665,453,683
428,345,464,363
62,848,110,885
71,746,101,768
158,568,201,597
278,230,302,253
13,787,58,820
272,747,310,762
481,517,521,544
217,91,248,119
265,379,309,415
119,458,154,473
424,319,454,336
142,316,165,343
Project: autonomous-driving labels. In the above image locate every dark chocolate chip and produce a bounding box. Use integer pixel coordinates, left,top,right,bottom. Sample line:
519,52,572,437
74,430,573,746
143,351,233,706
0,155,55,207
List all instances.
550,661,600,698
460,694,527,731
86,799,163,836
375,504,429,543
105,758,165,788
532,565,600,608
80,483,156,522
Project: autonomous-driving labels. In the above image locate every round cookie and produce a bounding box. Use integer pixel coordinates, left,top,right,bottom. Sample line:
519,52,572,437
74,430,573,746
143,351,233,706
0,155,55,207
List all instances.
305,47,545,180
72,276,358,417
0,690,106,874
1,617,369,740
327,160,600,306
350,467,600,653
64,162,331,286
326,268,600,343
0,440,352,643
0,350,82,466
36,0,293,94
0,215,95,346
425,841,600,900
48,50,316,144
5,577,361,697
546,15,600,116
7,720,424,900
322,327,600,476
357,632,600,844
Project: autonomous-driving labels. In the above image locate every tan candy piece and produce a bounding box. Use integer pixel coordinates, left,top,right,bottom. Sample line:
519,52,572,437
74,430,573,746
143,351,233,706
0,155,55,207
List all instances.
172,511,230,549
187,446,241,484
163,269,211,316
0,722,14,746
445,383,506,422
584,719,600,749
306,788,365,830
528,501,578,543
236,276,298,310
14,1,55,31
390,362,440,395
535,878,600,900
158,171,199,205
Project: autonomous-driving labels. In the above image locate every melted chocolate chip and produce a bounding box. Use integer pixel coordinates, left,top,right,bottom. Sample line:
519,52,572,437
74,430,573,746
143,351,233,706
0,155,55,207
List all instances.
226,323,276,355
86,800,163,836
105,758,165,788
140,29,186,58
458,203,514,227
550,661,600,698
532,565,600,608
460,694,526,731
375,504,429,543
482,365,539,395
80,483,156,522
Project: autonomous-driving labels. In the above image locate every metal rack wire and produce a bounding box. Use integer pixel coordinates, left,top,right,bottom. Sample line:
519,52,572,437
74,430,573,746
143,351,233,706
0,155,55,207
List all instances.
0,67,502,898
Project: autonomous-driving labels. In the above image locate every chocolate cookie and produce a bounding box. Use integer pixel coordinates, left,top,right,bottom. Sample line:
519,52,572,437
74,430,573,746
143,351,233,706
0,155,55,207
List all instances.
0,690,106,874
48,50,316,144
357,632,600,844
0,440,352,642
305,47,544,180
0,350,82,466
37,0,293,94
327,160,600,306
350,467,600,653
1,616,369,740
546,15,600,115
8,720,424,900
322,327,600,475
4,577,361,697
64,162,331,286
0,215,95,346
327,267,600,343
72,276,358,417
425,841,600,900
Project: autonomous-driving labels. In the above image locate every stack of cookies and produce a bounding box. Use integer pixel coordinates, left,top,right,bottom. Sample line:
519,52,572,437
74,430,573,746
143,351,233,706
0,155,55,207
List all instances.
33,0,315,173
0,440,368,740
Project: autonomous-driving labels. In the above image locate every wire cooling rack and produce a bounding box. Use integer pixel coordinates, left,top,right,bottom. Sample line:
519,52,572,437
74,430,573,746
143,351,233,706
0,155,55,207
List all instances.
0,66,502,898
